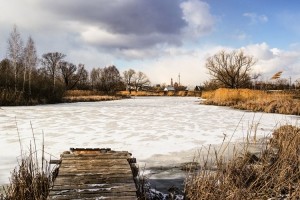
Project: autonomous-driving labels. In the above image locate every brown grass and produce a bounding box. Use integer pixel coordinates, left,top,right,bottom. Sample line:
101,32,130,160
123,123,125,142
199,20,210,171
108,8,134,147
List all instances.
63,90,122,102
62,95,121,102
185,125,300,199
64,90,103,97
202,88,300,115
117,90,201,97
2,149,54,200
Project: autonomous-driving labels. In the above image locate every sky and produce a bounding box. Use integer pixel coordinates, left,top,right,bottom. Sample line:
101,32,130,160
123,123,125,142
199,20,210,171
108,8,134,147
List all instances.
0,0,300,86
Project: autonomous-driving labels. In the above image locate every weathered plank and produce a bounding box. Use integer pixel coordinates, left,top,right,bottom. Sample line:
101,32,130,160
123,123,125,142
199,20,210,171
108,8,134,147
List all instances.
48,148,137,200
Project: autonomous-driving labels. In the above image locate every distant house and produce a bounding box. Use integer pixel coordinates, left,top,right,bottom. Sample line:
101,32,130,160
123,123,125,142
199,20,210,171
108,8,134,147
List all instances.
164,86,175,91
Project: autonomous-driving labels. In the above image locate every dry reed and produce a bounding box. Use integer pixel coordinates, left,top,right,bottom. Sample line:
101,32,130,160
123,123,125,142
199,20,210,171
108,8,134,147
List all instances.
185,125,300,199
117,90,200,97
2,127,56,200
202,88,300,115
63,90,122,102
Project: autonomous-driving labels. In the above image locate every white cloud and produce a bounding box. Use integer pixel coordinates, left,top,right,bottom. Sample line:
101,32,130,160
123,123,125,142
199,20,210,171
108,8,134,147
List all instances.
242,43,274,60
180,0,215,38
243,13,268,24
241,43,300,80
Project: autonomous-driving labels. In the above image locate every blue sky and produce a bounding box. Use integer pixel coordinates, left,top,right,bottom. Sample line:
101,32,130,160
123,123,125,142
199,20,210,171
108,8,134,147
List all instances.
0,0,299,86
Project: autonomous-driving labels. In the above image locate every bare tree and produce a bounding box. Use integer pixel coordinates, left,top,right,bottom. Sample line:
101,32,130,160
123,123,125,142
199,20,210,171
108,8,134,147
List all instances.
0,59,12,88
7,25,23,92
101,65,123,94
76,64,89,89
90,67,102,90
90,66,123,94
123,69,136,93
41,52,66,92
206,50,255,88
23,36,37,95
59,62,87,90
132,71,150,91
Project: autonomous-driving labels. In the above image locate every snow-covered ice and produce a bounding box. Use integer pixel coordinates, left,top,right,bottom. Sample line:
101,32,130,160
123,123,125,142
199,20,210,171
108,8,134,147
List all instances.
0,97,299,185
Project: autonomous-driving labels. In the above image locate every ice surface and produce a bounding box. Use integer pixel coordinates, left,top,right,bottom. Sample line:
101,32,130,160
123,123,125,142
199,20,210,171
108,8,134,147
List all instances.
0,97,299,184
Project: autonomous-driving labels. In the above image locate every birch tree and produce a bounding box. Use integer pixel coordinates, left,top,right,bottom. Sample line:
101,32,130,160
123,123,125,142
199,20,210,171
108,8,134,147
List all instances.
23,36,37,95
7,25,23,92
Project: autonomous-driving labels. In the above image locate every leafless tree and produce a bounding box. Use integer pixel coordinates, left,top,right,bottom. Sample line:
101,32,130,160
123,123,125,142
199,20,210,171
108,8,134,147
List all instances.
7,25,23,92
101,65,123,94
123,69,136,93
59,62,87,90
23,36,37,95
90,65,123,94
41,52,66,92
206,50,255,88
76,64,89,89
0,59,12,88
90,67,102,90
132,71,150,91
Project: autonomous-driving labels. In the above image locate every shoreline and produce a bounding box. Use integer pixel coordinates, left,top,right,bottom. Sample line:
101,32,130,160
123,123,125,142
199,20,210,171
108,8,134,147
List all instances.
139,137,268,193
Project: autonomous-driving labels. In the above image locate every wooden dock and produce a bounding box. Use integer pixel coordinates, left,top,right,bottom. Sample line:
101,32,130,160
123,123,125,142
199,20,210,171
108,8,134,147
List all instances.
48,148,138,200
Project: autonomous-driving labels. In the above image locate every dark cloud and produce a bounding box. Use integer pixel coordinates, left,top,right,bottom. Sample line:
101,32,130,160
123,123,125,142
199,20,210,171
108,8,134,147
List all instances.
41,0,186,35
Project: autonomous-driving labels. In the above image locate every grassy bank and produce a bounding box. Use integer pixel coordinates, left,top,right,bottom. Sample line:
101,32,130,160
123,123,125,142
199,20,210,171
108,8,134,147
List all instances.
62,90,122,102
202,88,300,115
185,125,300,199
117,90,201,97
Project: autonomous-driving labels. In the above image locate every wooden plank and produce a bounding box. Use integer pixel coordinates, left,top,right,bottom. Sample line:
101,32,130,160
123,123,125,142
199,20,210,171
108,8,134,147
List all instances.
49,194,137,200
60,156,131,161
52,175,135,185
61,154,131,158
59,159,130,166
49,187,136,195
48,191,137,199
50,159,61,164
51,183,136,191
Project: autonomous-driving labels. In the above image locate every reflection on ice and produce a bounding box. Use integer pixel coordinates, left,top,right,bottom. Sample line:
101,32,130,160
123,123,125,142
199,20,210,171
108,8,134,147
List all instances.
0,97,298,184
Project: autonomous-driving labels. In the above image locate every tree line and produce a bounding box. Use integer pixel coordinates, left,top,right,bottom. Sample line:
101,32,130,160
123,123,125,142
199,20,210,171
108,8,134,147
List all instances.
0,25,150,105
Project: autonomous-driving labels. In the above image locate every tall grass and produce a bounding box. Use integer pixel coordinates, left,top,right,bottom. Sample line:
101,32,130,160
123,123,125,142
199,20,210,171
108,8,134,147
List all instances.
2,127,55,200
117,90,201,97
202,88,300,115
185,125,300,199
63,89,121,102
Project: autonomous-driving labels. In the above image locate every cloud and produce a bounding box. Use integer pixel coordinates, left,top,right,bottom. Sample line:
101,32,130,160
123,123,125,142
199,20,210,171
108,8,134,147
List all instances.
241,43,300,80
40,0,186,50
41,0,185,35
243,13,268,24
0,0,217,63
180,0,215,38
37,0,215,57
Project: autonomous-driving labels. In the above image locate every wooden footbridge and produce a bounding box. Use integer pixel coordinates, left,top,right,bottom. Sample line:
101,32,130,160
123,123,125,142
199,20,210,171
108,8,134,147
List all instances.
48,148,138,200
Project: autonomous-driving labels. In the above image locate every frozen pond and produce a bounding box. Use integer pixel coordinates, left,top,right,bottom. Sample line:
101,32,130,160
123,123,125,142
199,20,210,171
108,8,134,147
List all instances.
0,97,299,185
